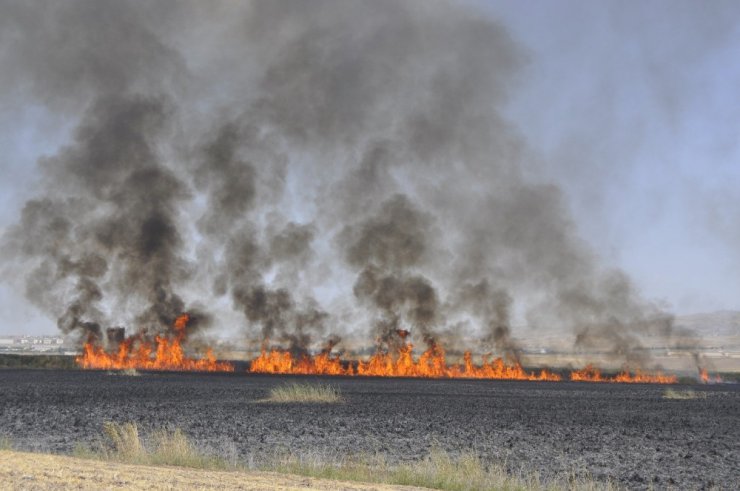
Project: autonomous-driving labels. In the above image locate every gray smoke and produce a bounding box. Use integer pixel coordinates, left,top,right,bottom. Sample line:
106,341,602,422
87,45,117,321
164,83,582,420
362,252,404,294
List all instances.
0,0,687,366
340,194,439,349
455,280,518,362
192,119,329,353
4,94,198,343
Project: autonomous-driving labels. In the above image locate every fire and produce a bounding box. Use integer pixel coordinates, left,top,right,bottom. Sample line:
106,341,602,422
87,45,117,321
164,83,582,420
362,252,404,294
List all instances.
75,314,234,372
250,340,562,381
77,316,680,383
570,364,676,384
250,348,349,376
250,340,678,383
699,368,722,384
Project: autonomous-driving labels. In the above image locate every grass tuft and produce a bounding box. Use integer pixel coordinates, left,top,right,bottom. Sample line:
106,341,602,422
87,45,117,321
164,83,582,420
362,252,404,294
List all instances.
0,435,13,451
71,422,616,490
106,368,141,376
262,382,342,403
269,448,616,491
663,388,706,400
103,421,144,461
148,427,227,469
78,422,231,470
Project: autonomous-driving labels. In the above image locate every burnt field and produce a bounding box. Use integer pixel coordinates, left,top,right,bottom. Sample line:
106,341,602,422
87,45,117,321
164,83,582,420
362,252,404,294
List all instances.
1,369,738,489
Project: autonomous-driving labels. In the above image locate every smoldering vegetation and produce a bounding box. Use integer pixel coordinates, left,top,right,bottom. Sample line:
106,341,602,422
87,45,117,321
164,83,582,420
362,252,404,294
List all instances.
0,0,698,367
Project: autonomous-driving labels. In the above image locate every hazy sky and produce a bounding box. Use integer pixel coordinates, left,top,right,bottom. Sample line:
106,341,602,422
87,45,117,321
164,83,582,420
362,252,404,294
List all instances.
1,1,738,336
488,0,740,314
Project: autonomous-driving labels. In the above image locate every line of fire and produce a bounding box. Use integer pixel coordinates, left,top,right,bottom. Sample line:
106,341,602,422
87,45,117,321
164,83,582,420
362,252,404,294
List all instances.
74,313,725,384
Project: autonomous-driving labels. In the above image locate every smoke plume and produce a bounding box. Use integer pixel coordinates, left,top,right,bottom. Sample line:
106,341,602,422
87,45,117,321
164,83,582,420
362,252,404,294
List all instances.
0,0,686,366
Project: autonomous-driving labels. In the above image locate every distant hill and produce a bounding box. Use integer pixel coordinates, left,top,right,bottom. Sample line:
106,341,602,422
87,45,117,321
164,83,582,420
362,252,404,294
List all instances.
674,311,740,338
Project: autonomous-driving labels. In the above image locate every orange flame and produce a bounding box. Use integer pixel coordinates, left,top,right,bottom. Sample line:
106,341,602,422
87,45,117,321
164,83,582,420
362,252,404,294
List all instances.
250,341,677,383
570,364,676,384
699,368,722,384
250,340,562,381
76,315,680,383
75,314,234,372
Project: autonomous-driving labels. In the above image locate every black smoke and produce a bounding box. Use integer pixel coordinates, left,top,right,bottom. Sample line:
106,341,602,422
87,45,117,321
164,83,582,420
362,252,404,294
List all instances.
0,0,687,366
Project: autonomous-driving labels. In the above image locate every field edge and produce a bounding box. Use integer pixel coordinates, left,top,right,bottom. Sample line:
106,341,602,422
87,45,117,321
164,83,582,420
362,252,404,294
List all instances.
0,449,426,491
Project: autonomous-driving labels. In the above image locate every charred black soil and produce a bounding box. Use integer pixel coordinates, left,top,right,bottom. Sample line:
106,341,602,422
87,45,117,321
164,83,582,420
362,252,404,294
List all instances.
1,369,737,489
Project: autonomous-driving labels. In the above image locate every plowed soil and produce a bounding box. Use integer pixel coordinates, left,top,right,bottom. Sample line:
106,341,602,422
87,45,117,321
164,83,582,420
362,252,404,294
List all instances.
1,369,738,489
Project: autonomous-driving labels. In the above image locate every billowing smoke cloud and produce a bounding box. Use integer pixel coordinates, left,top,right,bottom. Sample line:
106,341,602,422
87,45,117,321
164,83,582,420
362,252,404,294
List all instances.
340,194,438,349
192,119,329,353
0,0,687,366
5,95,197,343
455,280,517,361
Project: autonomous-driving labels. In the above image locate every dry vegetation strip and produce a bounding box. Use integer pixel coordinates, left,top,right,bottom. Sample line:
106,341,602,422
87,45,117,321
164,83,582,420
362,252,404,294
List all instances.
662,388,707,400
0,450,426,491
266,450,620,491
261,382,343,403
2,423,618,491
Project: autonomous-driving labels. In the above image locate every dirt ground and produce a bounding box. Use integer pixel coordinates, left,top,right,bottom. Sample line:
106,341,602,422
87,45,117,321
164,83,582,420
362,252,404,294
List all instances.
0,450,425,491
1,369,738,490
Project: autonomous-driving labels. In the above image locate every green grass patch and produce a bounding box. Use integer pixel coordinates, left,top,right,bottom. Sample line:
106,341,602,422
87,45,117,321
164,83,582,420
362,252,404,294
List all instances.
261,382,342,403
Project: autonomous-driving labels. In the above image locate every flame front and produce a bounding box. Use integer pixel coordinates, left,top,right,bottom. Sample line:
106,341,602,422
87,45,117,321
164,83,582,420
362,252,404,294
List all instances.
76,315,685,383
699,368,722,384
250,342,677,383
250,340,562,381
75,314,234,372
570,364,677,384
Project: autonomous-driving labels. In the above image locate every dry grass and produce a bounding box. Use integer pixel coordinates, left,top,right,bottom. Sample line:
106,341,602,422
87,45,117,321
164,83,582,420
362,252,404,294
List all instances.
663,388,707,400
0,436,12,451
270,448,617,491
72,422,616,491
106,368,141,376
261,382,342,403
74,422,230,470
0,450,402,490
102,422,144,460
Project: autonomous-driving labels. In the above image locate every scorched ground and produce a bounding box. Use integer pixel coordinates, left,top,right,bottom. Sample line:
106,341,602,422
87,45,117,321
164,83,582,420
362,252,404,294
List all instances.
0,369,737,489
